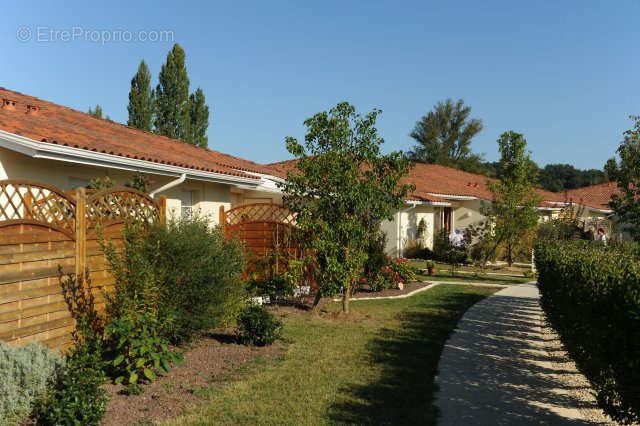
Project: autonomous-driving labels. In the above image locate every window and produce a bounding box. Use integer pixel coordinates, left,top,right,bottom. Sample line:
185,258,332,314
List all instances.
181,190,197,219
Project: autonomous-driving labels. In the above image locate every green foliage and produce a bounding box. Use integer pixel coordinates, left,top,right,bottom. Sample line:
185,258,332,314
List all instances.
87,176,116,190
535,240,640,424
407,98,485,173
127,60,154,131
539,163,605,192
37,321,109,426
124,171,150,193
104,314,179,386
432,230,467,275
606,116,640,240
246,274,295,301
148,216,246,343
188,87,209,147
100,221,175,384
279,102,413,312
154,43,192,141
87,104,107,119
237,304,282,346
481,131,540,265
0,343,61,425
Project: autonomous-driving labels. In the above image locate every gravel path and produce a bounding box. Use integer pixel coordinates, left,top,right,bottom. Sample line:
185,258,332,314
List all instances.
435,283,616,425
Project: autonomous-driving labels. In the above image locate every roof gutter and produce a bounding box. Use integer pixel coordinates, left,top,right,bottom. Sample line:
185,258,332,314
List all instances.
428,193,478,201
0,130,259,187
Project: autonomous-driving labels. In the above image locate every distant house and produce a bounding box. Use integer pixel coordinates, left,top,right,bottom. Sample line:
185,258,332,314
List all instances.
0,87,284,222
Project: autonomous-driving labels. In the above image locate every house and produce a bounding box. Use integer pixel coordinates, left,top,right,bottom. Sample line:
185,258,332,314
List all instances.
0,86,620,256
0,87,283,221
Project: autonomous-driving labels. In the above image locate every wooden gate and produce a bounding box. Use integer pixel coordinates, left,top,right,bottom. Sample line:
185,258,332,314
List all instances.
220,203,300,275
0,180,164,349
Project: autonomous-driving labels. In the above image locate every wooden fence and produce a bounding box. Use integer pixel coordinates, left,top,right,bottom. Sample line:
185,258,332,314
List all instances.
220,203,301,276
0,180,165,350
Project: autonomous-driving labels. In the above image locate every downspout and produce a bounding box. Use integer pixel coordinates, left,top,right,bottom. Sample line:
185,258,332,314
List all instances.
149,173,187,198
398,202,418,258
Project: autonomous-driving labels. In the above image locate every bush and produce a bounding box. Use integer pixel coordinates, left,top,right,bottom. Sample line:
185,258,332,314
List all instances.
0,343,61,425
247,274,295,301
535,240,640,424
147,216,246,343
237,304,282,346
37,322,109,426
103,314,180,386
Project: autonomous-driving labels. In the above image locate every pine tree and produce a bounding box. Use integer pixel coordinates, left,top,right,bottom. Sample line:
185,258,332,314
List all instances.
88,105,104,119
127,60,154,131
153,44,191,141
188,88,209,147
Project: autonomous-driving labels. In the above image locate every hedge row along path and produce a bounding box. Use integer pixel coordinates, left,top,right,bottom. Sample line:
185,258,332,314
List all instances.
435,283,615,425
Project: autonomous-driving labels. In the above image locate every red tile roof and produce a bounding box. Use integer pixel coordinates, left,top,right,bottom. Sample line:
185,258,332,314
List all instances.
266,160,559,204
562,182,618,211
0,87,278,180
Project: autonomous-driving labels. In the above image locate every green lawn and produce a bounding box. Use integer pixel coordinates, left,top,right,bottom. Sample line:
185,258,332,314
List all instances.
417,271,532,285
165,285,498,426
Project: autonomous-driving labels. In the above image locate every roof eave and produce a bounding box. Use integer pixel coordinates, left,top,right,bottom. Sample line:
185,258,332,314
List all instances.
0,130,260,187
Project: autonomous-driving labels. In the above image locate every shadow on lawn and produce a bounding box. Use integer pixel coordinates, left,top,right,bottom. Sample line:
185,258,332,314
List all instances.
327,291,488,426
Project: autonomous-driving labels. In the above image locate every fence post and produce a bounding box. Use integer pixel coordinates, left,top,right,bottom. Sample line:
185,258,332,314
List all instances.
75,188,87,278
219,205,226,235
23,192,32,219
157,195,167,225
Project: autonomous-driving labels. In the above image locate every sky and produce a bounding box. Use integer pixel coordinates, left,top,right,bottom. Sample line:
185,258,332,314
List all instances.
2,1,638,170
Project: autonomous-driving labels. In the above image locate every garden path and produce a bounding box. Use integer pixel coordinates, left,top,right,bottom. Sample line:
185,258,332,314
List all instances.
435,283,613,425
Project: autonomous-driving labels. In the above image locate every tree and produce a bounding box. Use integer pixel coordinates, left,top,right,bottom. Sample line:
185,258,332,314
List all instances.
188,88,209,147
480,131,540,266
408,99,485,173
606,116,640,240
538,163,605,192
127,60,154,131
279,102,413,313
88,105,104,119
154,44,191,141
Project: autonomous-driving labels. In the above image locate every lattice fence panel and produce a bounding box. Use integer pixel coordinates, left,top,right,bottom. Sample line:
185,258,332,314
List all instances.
0,180,76,238
225,203,296,226
86,187,160,228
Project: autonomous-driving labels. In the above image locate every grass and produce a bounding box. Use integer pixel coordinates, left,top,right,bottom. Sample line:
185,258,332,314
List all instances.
164,284,498,426
417,271,532,285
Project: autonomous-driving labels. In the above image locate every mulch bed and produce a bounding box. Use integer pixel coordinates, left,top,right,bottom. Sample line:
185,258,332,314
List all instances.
101,333,284,426
351,280,432,299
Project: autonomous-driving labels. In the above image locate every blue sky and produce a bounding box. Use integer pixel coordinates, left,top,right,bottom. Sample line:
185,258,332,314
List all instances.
2,1,638,169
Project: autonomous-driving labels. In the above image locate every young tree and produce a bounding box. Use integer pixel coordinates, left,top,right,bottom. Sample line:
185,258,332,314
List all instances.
481,131,540,266
127,60,154,131
188,88,209,147
408,99,485,173
606,116,640,240
154,44,191,141
280,102,413,313
88,104,104,119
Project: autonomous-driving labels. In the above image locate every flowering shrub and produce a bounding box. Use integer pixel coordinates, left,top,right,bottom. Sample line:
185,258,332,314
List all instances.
360,257,417,292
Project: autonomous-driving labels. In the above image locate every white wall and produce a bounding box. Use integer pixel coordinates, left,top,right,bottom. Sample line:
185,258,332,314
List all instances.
382,204,437,257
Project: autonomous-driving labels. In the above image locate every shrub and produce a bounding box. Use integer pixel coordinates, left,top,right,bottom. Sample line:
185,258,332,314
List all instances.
37,321,109,426
103,314,180,386
0,343,61,425
535,240,640,424
100,221,176,384
147,216,246,343
237,304,282,346
247,274,295,301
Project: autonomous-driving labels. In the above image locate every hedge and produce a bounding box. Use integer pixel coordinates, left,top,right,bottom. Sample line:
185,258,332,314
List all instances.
534,241,640,424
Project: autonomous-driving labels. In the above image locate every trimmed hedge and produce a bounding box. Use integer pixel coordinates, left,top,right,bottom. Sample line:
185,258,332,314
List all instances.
535,241,640,424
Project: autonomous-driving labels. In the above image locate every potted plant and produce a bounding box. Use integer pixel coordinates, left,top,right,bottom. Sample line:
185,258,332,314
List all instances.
426,260,437,276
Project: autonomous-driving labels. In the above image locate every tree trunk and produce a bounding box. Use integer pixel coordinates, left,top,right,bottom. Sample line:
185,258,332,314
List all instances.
342,284,350,314
311,290,322,312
